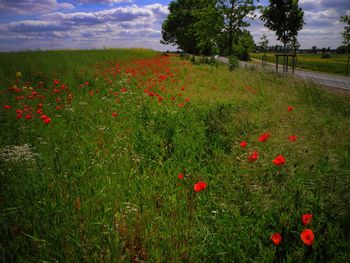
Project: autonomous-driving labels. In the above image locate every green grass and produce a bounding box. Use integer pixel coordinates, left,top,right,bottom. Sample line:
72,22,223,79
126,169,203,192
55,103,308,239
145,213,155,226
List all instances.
250,52,350,76
1,49,350,262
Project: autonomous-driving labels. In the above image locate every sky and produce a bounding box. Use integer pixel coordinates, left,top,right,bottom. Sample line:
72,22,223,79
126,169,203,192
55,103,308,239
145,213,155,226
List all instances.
0,0,349,52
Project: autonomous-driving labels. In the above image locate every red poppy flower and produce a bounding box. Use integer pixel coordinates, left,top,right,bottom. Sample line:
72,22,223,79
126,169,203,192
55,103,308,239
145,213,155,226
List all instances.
38,103,43,108
16,109,22,114
84,81,89,86
271,233,282,246
53,79,60,85
273,155,286,166
300,229,314,246
178,103,184,107
248,151,259,162
40,115,48,119
120,88,127,93
16,114,22,119
37,108,43,114
111,112,118,117
178,173,184,180
89,91,94,96
44,117,51,124
25,114,32,120
56,106,62,110
259,133,271,142
185,98,190,102
287,106,293,112
194,181,207,192
288,135,297,142
240,141,247,148
302,214,313,225
3,105,11,109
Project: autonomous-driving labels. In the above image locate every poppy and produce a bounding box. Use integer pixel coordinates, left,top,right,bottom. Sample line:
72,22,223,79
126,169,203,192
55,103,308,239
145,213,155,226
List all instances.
270,233,282,246
300,229,314,246
111,112,118,117
259,133,271,142
3,105,11,109
194,181,207,192
302,214,313,225
240,141,247,148
287,106,293,112
273,155,286,166
44,117,51,124
288,135,297,142
178,173,184,180
25,114,32,120
248,151,259,162
53,79,60,85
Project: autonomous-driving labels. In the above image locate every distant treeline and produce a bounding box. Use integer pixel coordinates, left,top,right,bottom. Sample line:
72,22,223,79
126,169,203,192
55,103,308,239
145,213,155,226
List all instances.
255,45,350,54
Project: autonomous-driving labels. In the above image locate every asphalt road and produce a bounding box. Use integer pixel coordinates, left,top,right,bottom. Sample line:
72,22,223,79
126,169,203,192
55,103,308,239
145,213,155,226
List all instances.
216,56,350,90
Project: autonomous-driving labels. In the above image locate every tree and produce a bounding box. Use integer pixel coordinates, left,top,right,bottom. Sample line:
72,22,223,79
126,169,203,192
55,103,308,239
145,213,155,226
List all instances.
340,15,350,52
233,30,255,60
290,36,300,54
312,46,317,54
259,33,269,56
192,0,222,55
260,0,304,51
216,0,259,56
161,0,205,54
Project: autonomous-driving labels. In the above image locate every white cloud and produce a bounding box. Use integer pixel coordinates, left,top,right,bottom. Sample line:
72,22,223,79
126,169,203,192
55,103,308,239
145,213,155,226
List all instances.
0,0,75,14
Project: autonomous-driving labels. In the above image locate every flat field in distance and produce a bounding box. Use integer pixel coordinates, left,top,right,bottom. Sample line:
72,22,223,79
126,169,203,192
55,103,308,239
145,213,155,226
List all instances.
250,52,350,76
1,49,350,262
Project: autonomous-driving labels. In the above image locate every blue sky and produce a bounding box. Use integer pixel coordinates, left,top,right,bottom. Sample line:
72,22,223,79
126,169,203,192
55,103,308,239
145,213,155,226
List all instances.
0,0,349,52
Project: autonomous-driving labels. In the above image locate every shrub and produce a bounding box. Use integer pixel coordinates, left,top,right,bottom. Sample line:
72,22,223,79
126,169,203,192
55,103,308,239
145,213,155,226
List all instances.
321,53,331,58
229,55,239,71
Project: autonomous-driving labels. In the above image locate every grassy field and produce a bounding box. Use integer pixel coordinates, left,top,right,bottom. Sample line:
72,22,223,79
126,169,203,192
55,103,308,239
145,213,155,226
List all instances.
1,49,350,262
250,52,350,76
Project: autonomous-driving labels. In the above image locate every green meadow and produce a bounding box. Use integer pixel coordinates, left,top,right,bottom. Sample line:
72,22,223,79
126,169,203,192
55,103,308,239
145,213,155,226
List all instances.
1,49,350,262
250,52,350,76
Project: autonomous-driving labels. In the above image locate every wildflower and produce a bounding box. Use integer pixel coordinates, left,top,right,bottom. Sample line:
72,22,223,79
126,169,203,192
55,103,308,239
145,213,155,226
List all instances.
185,98,190,102
84,81,89,86
40,115,48,120
3,105,12,109
194,181,207,192
44,117,51,124
53,79,60,85
38,103,43,108
287,106,293,112
273,155,286,166
89,91,94,96
16,109,22,114
288,135,297,142
16,72,22,79
300,229,314,246
111,112,118,117
240,141,247,148
259,133,271,142
271,233,282,246
248,151,259,162
121,88,127,93
302,214,313,225
36,108,43,115
178,173,184,180
24,114,32,120
178,103,184,107
56,106,62,110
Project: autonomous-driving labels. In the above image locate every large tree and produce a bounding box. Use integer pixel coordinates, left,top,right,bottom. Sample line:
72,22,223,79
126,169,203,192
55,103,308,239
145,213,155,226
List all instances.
217,0,259,56
260,0,304,51
340,15,350,50
161,0,204,54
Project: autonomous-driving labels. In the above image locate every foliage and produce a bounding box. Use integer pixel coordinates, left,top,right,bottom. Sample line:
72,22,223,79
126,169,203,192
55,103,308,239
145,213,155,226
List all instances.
259,33,269,56
161,0,204,54
261,0,304,50
233,30,255,61
228,55,240,70
340,15,350,48
216,0,259,56
320,53,331,59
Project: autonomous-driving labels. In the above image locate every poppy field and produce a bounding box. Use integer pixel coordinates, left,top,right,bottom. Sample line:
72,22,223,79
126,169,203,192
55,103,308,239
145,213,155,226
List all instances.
1,49,350,262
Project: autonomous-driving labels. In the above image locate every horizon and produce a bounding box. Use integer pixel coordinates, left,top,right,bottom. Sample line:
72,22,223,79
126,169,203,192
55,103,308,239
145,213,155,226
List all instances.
0,0,349,52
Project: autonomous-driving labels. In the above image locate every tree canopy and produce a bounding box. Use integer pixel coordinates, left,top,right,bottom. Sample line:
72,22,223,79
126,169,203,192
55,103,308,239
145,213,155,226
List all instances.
161,0,259,57
260,0,304,50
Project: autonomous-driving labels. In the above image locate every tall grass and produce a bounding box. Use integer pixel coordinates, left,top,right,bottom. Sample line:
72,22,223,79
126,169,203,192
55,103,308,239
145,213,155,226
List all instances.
1,50,350,262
